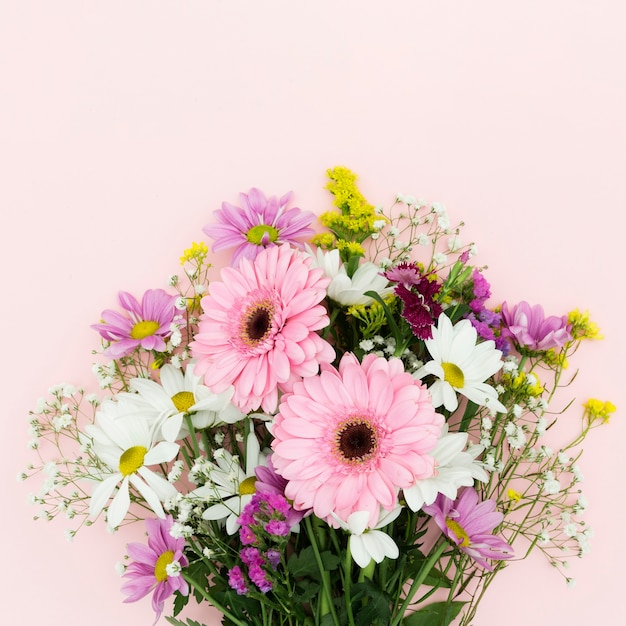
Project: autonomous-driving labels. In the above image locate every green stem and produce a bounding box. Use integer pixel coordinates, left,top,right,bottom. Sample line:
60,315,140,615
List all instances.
390,541,448,626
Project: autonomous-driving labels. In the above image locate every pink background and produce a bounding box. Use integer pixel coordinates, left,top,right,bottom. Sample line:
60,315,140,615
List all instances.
1,1,624,624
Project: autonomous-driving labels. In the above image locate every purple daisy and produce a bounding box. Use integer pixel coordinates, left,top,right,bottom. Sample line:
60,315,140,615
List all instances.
92,289,178,358
121,515,189,624
204,188,315,267
423,487,514,571
500,301,571,353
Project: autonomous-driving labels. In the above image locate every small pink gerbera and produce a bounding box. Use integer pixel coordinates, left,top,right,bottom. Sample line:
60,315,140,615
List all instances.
92,289,178,358
423,487,514,570
190,244,335,414
271,352,443,526
121,515,189,624
203,188,315,267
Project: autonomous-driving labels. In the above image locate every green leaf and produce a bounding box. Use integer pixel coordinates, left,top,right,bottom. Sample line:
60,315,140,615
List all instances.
172,588,190,616
287,546,339,581
165,617,207,626
352,580,392,626
402,601,466,626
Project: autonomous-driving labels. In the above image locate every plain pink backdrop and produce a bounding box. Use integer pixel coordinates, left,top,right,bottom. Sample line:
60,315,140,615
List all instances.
1,1,624,625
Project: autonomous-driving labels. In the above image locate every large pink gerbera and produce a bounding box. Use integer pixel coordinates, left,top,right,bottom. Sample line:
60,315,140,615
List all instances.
92,289,178,358
271,352,443,526
190,244,335,413
204,188,315,267
121,515,189,624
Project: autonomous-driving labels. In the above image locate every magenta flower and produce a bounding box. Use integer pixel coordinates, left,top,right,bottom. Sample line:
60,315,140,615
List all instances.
272,352,443,527
500,301,571,353
204,188,315,267
423,487,514,570
190,244,335,413
384,262,443,340
121,515,189,623
92,289,177,358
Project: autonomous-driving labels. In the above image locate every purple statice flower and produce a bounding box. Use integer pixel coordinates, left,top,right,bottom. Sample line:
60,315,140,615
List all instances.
500,301,571,353
228,566,249,595
265,519,290,537
466,309,509,356
255,454,308,526
266,549,281,569
239,524,257,546
469,269,491,313
423,487,514,571
92,289,177,358
248,562,273,593
384,263,442,340
203,188,315,267
121,515,189,624
240,547,264,567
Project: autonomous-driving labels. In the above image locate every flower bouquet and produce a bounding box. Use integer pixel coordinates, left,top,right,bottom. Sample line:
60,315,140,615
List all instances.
23,167,613,626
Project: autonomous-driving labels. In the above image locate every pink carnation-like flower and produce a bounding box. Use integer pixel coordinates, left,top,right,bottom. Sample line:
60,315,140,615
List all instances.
204,188,315,267
271,352,443,526
121,515,189,624
190,244,335,413
500,301,571,353
92,289,178,358
423,487,514,570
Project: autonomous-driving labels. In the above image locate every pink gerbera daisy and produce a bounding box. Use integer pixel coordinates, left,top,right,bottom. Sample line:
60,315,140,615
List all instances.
92,289,178,358
204,188,315,267
190,244,335,413
121,515,189,624
423,487,514,570
271,352,443,526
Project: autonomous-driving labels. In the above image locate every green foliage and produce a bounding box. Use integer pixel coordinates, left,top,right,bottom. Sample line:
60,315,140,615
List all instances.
402,601,466,626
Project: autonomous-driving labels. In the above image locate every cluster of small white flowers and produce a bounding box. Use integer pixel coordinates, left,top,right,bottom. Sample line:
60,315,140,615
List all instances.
542,470,561,494
92,362,117,389
168,459,184,483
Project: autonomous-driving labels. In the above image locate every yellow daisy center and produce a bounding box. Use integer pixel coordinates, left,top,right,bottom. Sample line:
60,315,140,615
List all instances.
239,476,257,495
154,550,175,582
441,362,465,388
130,320,160,340
246,224,279,246
171,391,195,413
446,518,470,547
118,445,147,476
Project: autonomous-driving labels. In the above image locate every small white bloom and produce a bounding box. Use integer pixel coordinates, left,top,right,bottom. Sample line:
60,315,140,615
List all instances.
417,233,429,246
433,252,448,265
332,507,401,568
373,219,386,230
447,236,462,252
359,339,374,352
195,283,207,295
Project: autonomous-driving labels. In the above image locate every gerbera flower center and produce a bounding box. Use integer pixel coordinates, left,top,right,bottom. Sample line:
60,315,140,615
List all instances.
239,299,275,346
446,518,470,547
239,476,257,495
442,361,465,388
130,320,160,340
171,391,195,413
119,445,147,476
246,224,280,246
335,418,379,465
154,550,175,582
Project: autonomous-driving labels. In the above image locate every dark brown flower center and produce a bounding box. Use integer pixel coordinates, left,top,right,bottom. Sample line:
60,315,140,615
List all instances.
239,298,275,347
336,418,378,464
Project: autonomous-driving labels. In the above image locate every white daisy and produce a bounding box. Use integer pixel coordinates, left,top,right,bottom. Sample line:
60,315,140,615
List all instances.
128,361,245,442
194,432,266,535
403,424,488,511
85,396,179,529
332,506,402,568
414,313,506,413
306,247,394,306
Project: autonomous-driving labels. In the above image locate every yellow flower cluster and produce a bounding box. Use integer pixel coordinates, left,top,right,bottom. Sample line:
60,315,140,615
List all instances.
180,241,209,265
501,371,544,398
347,295,396,338
583,398,616,424
314,166,385,258
568,309,603,340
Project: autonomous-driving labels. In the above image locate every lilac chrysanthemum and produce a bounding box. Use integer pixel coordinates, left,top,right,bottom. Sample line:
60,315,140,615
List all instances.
121,515,189,624
92,289,178,358
204,188,315,267
500,301,571,353
423,487,514,570
190,244,335,413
